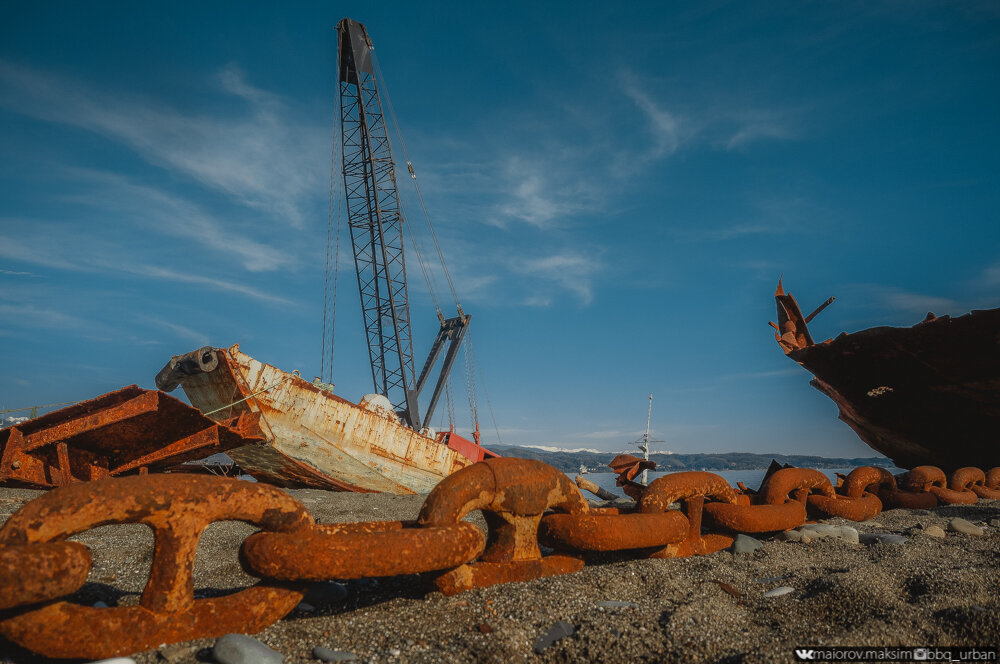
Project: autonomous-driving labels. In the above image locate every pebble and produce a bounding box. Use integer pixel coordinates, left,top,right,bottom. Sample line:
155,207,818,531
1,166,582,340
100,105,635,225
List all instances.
312,647,358,662
212,634,283,664
755,575,791,584
91,659,135,664
859,533,908,546
923,525,946,538
158,644,198,662
93,600,109,608
304,581,349,606
533,621,575,654
783,524,858,544
731,533,763,554
764,586,795,598
989,518,1000,528
596,600,638,609
949,518,984,536
296,602,315,612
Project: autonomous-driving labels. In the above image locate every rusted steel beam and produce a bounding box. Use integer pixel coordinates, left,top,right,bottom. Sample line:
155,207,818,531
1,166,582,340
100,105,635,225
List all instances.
18,390,160,453
0,386,265,488
109,426,222,475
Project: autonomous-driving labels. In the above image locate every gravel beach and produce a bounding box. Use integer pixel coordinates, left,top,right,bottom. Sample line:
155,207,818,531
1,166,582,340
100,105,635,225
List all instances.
1,486,998,664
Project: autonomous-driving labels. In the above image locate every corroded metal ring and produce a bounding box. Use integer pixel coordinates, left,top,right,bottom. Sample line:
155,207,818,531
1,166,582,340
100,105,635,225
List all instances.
840,466,896,498
759,468,835,505
242,520,485,580
0,541,92,610
0,475,312,660
638,471,737,513
540,511,688,552
807,493,882,522
703,500,806,533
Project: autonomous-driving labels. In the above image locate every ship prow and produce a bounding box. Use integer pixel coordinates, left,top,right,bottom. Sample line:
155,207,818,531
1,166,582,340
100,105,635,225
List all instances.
771,281,1000,471
156,344,498,493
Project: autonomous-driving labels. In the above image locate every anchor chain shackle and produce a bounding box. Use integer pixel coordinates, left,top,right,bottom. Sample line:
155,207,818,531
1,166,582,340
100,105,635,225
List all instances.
948,466,1000,501
901,466,977,505
637,471,739,557
839,466,896,498
758,468,835,505
698,469,808,534
879,465,942,509
0,475,312,660
417,457,590,594
807,466,888,521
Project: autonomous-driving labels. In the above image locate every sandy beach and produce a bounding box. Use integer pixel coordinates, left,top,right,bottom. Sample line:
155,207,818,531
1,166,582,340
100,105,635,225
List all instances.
1,486,998,664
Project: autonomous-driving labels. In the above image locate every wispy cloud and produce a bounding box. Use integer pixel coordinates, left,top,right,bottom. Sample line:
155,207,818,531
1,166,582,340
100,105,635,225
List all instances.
507,251,604,305
137,316,211,347
0,218,294,305
878,288,959,316
0,303,88,329
0,60,324,228
62,169,294,272
0,268,38,276
621,72,682,161
122,265,295,306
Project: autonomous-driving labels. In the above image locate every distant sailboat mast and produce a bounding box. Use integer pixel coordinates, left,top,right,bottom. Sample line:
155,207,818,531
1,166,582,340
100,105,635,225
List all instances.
633,393,663,485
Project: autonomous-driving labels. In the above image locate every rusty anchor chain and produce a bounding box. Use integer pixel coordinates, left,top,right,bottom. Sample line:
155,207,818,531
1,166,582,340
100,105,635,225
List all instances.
0,475,311,659
417,457,589,595
0,461,998,660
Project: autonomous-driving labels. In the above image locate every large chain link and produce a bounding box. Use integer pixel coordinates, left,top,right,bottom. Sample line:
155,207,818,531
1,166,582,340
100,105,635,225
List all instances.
0,461,997,659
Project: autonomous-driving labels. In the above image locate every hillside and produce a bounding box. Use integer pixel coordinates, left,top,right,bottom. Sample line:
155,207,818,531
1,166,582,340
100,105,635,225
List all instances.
488,446,893,474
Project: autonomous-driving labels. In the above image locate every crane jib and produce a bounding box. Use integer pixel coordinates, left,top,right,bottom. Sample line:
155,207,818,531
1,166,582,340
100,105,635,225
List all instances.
335,17,470,433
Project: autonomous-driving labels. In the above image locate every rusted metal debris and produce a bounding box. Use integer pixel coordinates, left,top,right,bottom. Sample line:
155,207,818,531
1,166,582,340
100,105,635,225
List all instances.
1,459,998,659
0,385,265,488
771,279,1000,471
609,453,656,500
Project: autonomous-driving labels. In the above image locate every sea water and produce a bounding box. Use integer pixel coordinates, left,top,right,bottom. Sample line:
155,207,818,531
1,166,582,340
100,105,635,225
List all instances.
571,467,906,496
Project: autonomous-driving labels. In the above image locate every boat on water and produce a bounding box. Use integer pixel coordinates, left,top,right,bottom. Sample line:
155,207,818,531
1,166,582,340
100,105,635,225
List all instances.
156,345,495,493
771,280,1000,471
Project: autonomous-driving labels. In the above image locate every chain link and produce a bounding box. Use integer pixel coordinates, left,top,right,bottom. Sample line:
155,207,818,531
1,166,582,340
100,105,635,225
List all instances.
0,461,997,659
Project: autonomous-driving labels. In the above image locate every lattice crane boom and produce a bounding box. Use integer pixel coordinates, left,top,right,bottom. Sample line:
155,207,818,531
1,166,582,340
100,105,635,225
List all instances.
336,18,469,431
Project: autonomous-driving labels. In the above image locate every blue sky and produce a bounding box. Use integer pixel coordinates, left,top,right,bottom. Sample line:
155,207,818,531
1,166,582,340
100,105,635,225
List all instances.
1,2,998,458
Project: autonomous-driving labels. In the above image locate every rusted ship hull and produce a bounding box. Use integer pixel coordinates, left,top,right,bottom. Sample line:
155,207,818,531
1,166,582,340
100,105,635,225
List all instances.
773,282,1000,471
159,345,494,493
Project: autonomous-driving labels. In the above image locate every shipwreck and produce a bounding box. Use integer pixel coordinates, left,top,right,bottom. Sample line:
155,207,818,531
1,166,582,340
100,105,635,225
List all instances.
772,280,1000,471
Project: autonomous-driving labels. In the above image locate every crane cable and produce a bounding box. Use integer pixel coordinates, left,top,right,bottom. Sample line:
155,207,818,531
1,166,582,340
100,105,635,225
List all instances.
467,331,503,445
368,55,443,318
321,83,345,384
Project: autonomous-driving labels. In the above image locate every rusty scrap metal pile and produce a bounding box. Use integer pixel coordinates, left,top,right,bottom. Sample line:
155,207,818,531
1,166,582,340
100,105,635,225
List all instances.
1,458,998,660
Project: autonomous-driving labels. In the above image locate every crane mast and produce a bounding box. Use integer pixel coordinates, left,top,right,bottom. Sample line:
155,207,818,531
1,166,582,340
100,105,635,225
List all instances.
336,18,469,431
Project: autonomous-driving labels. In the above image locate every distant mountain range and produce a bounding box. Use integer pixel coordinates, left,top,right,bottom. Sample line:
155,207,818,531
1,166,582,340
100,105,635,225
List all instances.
489,445,893,474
